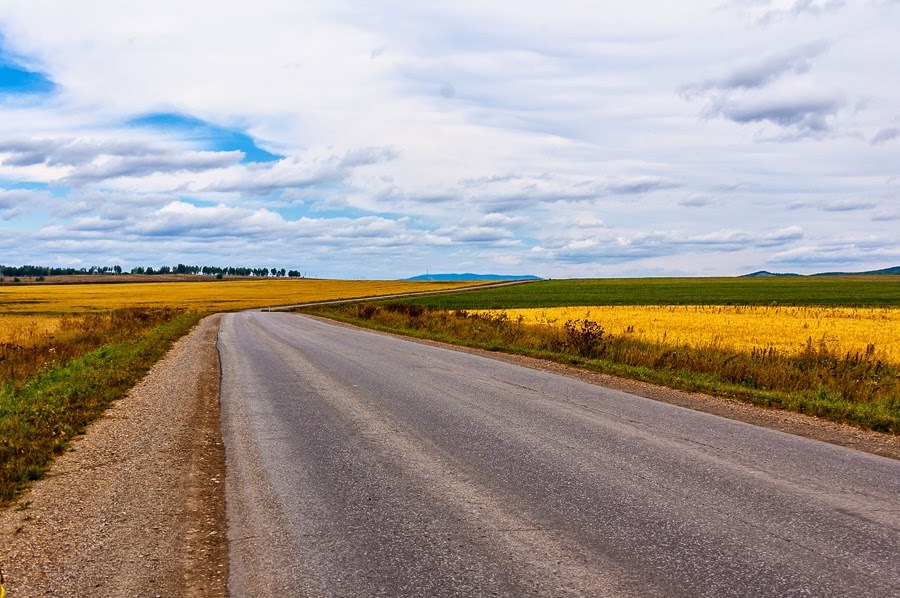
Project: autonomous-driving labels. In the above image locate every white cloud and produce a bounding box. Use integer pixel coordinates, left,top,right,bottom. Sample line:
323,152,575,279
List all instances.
0,1,898,276
0,188,49,219
684,40,829,93
870,127,900,145
789,198,877,212
770,234,900,266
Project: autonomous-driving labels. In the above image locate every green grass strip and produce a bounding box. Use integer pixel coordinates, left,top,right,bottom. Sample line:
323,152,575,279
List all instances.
0,312,204,504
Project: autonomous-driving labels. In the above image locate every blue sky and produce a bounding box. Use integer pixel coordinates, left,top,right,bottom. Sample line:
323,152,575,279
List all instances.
0,1,898,278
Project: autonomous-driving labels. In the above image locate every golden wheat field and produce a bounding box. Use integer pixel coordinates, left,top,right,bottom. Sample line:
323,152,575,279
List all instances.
474,305,900,364
0,314,63,345
0,279,489,315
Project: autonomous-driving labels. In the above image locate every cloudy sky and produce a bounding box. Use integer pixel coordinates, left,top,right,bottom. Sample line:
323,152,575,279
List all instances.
1,1,898,278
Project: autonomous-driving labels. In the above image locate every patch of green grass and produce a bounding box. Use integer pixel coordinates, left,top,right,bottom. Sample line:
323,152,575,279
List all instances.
302,303,900,435
0,310,203,504
400,277,900,309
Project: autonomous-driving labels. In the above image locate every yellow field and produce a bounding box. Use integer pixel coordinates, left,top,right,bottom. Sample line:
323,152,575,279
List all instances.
0,279,490,315
0,315,63,345
474,305,900,363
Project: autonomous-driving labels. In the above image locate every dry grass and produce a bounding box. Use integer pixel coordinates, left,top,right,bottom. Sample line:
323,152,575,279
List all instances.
0,279,493,315
0,315,62,346
0,310,186,387
472,305,900,364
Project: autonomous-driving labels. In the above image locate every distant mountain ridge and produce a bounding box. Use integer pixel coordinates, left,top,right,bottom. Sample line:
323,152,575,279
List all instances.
812,266,900,276
406,273,541,281
742,271,801,277
742,266,900,277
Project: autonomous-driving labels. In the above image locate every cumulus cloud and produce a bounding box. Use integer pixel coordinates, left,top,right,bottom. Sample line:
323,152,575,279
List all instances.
65,151,243,185
683,39,845,138
717,96,839,127
770,235,900,265
871,211,900,221
456,173,679,213
607,177,680,195
789,198,876,211
0,136,402,206
0,188,48,219
355,172,680,219
870,127,900,145
435,224,518,245
203,147,397,195
685,41,829,93
0,188,32,209
756,0,846,25
31,200,457,275
530,226,805,264
0,137,244,186
476,212,532,228
705,94,843,137
0,138,166,167
678,196,717,208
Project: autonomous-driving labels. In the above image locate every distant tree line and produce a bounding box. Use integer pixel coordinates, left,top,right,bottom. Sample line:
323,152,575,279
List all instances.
1,263,304,279
1,264,123,277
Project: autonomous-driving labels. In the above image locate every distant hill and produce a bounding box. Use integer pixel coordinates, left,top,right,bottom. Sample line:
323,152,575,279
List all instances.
406,273,541,281
741,271,801,277
742,266,900,277
812,266,900,276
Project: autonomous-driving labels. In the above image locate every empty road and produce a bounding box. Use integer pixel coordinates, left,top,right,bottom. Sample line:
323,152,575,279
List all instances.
218,311,900,597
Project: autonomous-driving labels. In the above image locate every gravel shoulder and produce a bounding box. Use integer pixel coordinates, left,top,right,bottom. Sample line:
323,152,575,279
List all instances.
0,314,226,597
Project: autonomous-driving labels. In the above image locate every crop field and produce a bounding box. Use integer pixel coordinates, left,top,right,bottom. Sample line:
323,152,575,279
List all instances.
403,276,900,309
0,278,493,315
472,305,900,364
0,315,61,345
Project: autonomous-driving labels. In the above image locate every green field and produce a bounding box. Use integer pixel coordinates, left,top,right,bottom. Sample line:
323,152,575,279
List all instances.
399,276,900,309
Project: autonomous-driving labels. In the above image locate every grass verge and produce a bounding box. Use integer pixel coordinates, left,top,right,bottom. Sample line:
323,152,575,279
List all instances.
0,309,204,504
302,303,900,435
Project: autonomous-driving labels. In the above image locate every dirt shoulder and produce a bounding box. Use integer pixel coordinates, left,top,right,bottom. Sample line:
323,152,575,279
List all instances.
310,314,900,462
0,315,227,597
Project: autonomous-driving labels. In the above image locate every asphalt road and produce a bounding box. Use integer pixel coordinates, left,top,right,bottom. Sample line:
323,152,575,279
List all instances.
218,311,900,597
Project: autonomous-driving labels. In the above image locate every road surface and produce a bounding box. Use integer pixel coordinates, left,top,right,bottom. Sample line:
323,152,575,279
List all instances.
218,311,900,597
